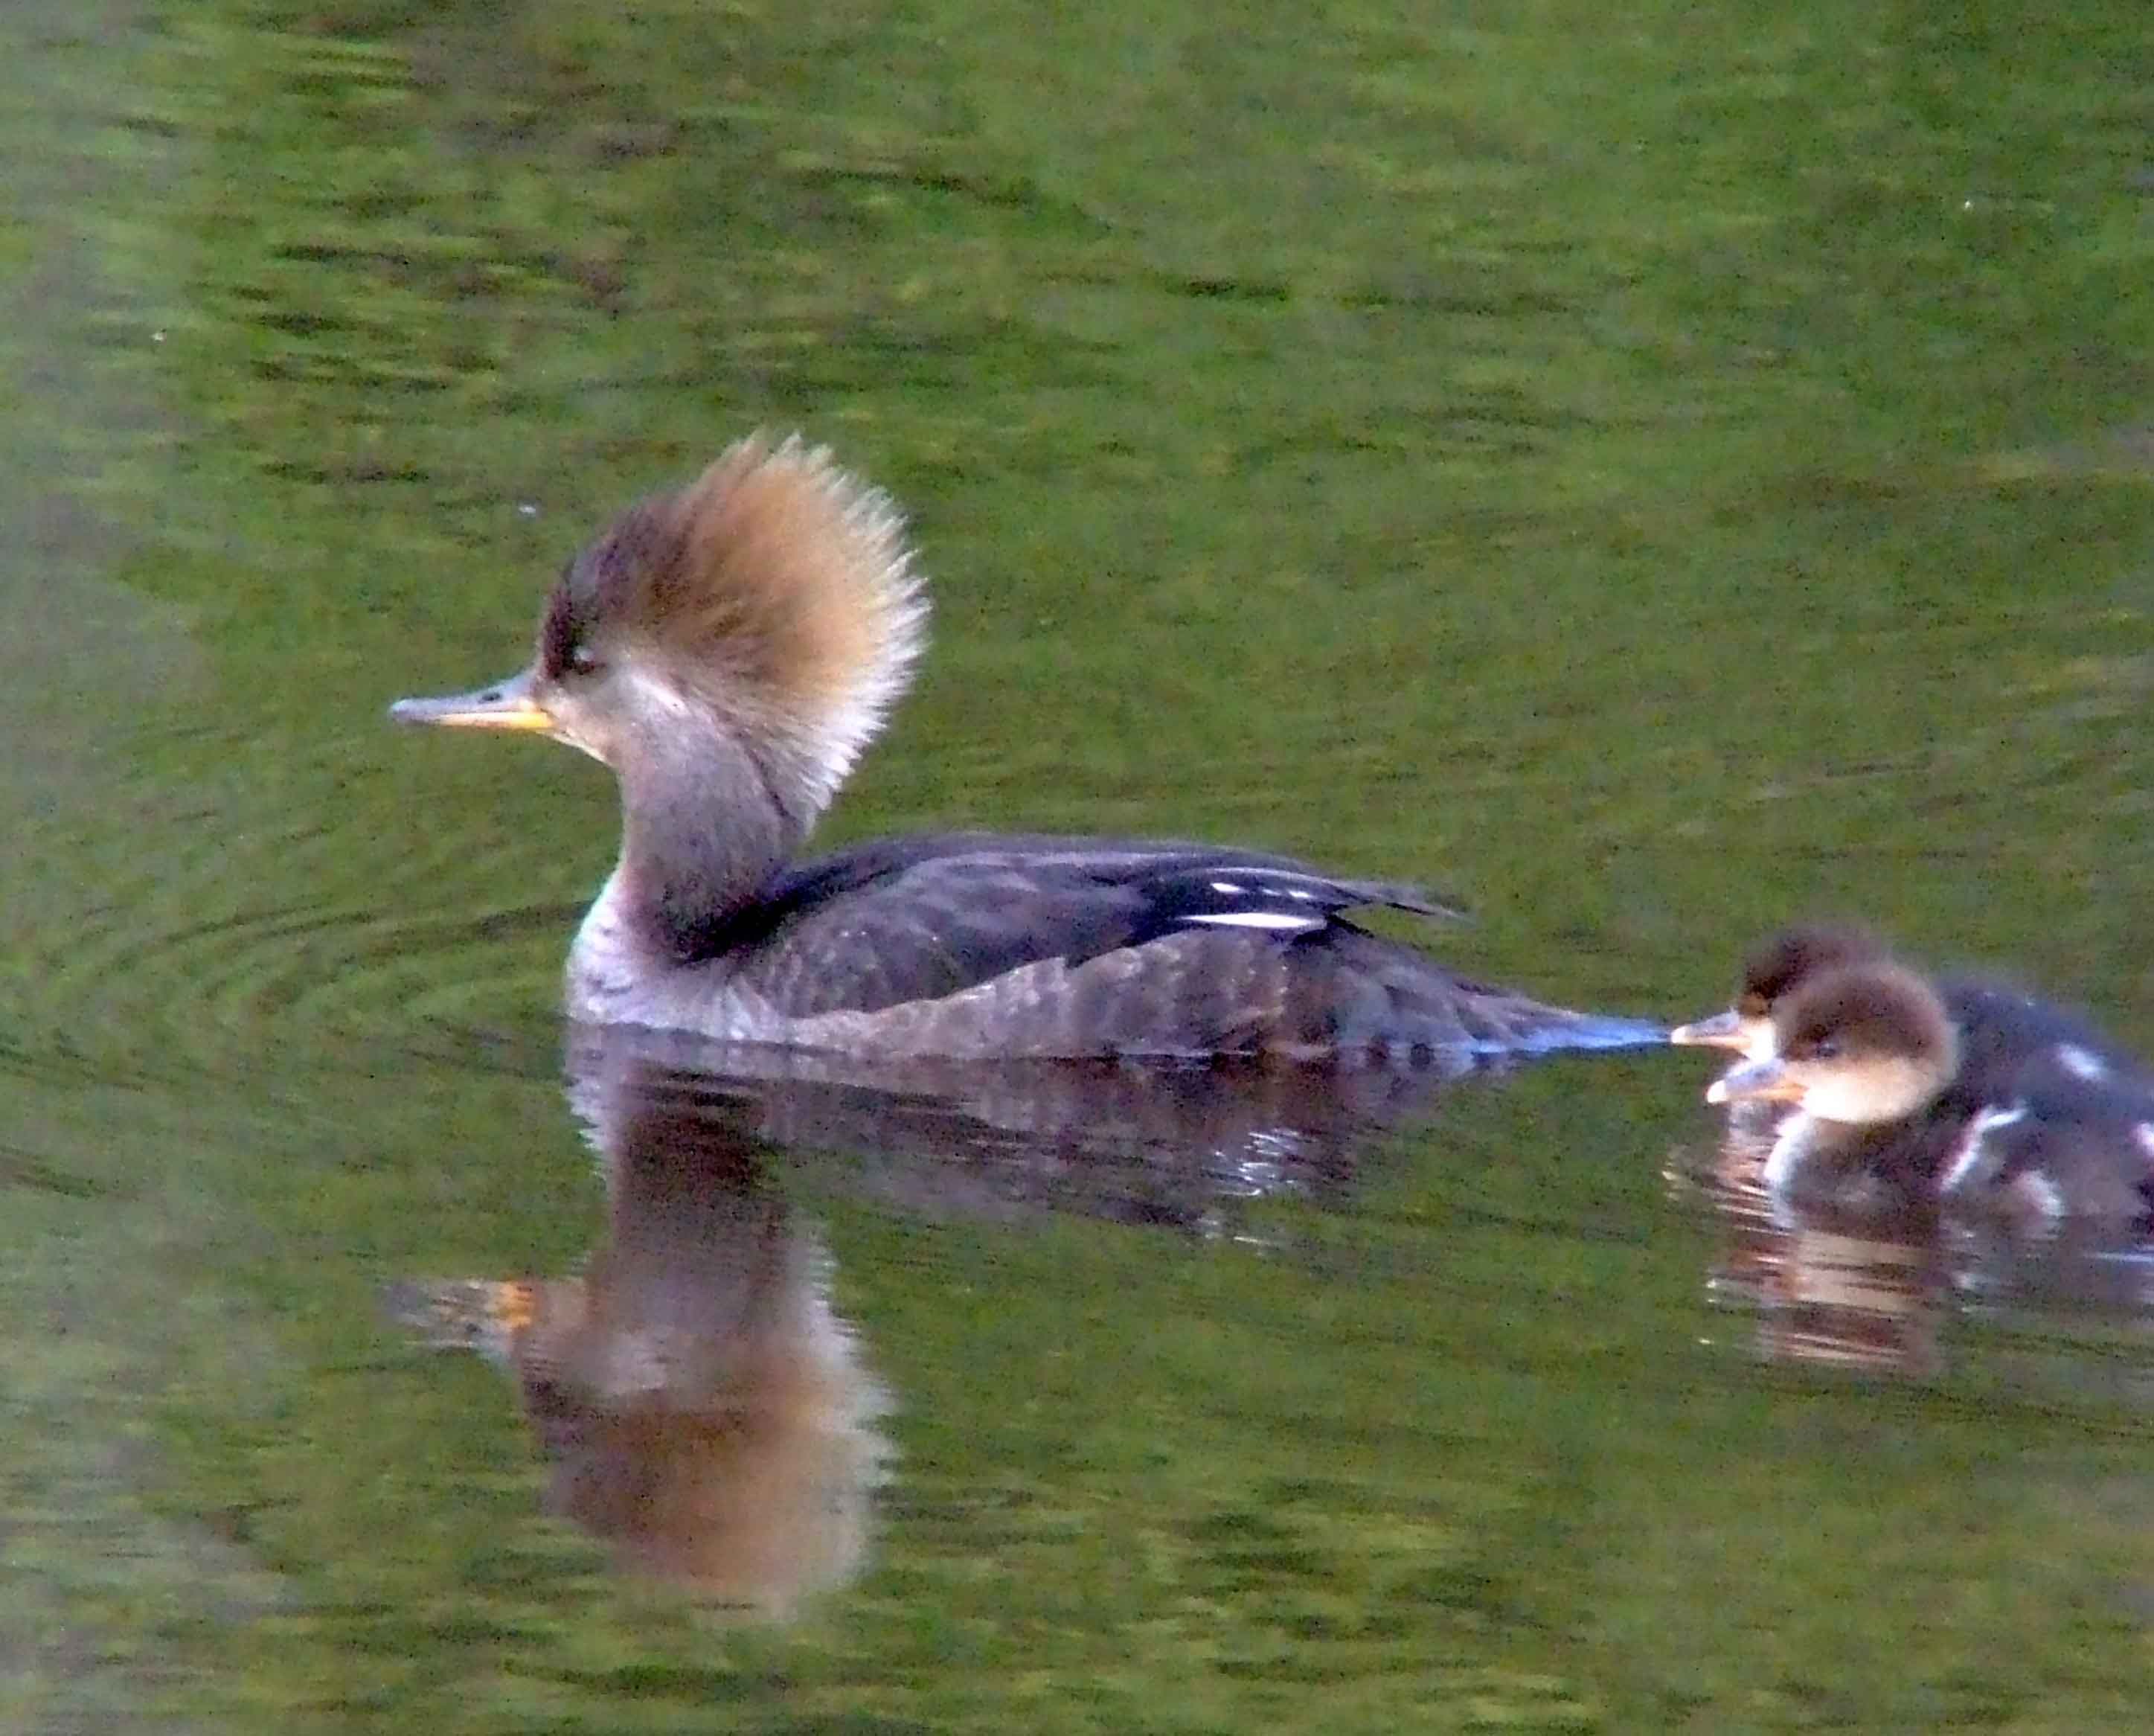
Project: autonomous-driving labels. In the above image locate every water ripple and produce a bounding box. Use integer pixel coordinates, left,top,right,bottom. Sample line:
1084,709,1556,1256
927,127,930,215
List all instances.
0,755,586,1089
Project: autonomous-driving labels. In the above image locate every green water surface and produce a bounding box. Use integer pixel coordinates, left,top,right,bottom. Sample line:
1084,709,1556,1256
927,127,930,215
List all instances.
4,1,2154,1729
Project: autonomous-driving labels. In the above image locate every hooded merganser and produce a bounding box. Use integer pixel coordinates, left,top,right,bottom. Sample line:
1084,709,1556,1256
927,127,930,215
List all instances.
391,435,1663,1062
1705,961,2154,1233
1672,922,2136,1104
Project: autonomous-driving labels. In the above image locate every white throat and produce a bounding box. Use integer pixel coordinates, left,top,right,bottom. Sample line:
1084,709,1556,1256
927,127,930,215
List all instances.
1801,1056,1942,1127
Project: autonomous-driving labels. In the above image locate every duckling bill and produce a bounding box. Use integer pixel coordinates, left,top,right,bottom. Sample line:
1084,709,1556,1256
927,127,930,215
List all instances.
391,435,1663,1062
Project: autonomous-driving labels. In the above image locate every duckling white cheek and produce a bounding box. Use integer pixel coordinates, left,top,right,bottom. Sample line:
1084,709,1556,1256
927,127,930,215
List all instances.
1803,1057,1937,1124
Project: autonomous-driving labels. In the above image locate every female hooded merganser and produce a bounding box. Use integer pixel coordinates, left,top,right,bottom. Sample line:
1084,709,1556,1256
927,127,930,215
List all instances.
391,435,1662,1062
1705,961,2154,1232
1672,922,2136,1104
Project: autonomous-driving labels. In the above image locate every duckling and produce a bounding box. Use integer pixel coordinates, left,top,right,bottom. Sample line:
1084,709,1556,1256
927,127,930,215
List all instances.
1673,922,2136,1105
1706,961,2154,1234
391,435,1663,1062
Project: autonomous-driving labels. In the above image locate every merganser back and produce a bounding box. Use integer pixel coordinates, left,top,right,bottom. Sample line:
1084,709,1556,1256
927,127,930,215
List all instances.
391,435,1663,1062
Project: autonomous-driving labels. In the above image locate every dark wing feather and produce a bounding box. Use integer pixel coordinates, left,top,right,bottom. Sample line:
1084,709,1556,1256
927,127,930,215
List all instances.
1973,1077,2154,1229
1935,974,2144,1106
725,832,1457,1019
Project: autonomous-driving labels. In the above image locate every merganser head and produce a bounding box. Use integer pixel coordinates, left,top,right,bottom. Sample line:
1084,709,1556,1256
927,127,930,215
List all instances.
1671,923,1888,1059
391,435,928,833
1705,961,1959,1126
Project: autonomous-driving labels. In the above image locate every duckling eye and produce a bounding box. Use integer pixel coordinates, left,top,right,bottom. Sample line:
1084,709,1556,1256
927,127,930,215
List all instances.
564,644,603,678
1810,1037,1842,1060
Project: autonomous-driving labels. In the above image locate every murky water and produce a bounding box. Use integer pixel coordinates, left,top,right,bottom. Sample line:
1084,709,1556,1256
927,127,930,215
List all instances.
5,1,2154,1729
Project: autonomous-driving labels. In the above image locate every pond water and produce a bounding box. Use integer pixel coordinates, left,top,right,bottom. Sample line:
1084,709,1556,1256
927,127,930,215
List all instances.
4,1,2153,1729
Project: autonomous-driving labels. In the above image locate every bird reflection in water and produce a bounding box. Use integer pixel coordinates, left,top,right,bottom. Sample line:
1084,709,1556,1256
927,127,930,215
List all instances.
1668,1112,2154,1382
619,1028,1491,1237
389,1028,1496,1612
388,1043,894,1618
1670,1132,1949,1377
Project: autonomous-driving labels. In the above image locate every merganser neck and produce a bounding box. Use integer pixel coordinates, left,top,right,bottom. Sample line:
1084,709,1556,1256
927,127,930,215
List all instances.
614,711,808,958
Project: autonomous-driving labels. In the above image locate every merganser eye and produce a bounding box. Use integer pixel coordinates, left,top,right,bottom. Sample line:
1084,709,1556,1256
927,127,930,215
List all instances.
566,645,603,676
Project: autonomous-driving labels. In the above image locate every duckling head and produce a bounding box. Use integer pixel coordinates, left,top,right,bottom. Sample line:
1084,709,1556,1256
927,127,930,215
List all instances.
1705,961,1958,1125
1672,922,1889,1058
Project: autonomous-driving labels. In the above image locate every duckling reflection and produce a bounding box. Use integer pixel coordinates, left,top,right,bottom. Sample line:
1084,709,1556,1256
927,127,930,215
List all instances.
1670,1134,1949,1377
1676,1133,2154,1380
389,1053,891,1617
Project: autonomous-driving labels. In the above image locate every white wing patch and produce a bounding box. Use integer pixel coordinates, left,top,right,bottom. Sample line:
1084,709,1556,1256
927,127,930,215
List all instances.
1183,910,1327,933
2007,1171,2065,1226
1940,1101,2027,1195
2052,1043,2109,1082
1185,875,1332,934
1210,876,1322,898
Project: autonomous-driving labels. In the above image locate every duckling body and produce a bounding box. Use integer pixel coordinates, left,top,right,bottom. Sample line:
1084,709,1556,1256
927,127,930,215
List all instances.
1935,1089,2154,1237
392,436,1661,1063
